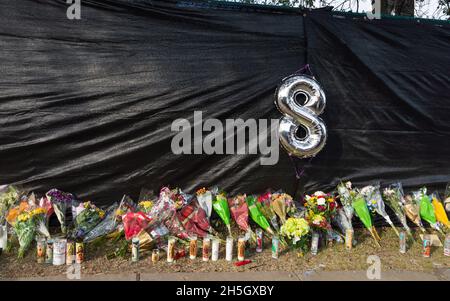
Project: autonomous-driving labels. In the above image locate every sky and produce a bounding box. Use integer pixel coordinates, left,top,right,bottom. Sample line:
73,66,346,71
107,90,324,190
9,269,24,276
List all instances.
252,0,447,19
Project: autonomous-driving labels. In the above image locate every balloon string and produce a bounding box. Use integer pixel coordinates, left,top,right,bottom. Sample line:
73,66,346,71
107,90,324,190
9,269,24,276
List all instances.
295,64,314,77
289,154,313,180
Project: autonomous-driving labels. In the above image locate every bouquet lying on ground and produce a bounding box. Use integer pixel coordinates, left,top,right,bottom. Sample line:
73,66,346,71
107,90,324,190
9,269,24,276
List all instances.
122,211,152,240
46,189,75,234
257,192,279,231
280,217,310,254
361,185,399,237
383,183,411,236
83,203,119,242
0,185,20,225
246,195,274,235
304,191,337,234
270,192,296,225
412,188,443,233
72,201,105,239
351,191,381,246
162,186,192,210
212,192,232,236
430,192,449,230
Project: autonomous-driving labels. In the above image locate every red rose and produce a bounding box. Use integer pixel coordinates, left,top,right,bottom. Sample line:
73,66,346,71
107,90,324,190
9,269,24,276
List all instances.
329,201,336,210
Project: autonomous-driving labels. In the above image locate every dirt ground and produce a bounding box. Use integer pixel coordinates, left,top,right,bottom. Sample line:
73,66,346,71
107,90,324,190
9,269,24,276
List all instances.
0,227,448,279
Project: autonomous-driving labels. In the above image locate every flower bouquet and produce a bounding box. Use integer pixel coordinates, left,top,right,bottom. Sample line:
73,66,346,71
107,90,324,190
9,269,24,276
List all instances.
196,187,213,219
412,188,443,233
177,199,217,238
270,192,296,225
7,201,49,258
336,181,355,232
38,196,53,227
280,217,310,255
83,203,119,242
228,194,254,240
122,211,152,240
72,201,105,239
304,191,337,232
430,192,449,230
352,192,381,246
137,188,156,215
246,195,274,235
360,185,399,237
30,206,51,239
332,207,353,239
403,194,426,232
445,182,450,212
212,192,232,236
0,185,20,225
256,191,279,231
138,200,154,215
160,187,192,210
383,183,412,236
46,189,75,234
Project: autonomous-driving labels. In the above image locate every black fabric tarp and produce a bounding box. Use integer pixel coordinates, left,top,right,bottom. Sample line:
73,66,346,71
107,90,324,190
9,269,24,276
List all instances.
1,0,449,221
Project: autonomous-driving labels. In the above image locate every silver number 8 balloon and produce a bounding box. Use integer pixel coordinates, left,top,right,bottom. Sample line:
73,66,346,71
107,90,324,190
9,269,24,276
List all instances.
275,74,327,158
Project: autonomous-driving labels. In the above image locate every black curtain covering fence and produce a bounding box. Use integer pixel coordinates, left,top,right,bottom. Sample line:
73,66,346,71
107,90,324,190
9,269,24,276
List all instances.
1,0,449,227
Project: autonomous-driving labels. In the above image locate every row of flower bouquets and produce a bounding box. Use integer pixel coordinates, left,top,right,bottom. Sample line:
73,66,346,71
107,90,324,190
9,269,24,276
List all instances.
0,181,449,260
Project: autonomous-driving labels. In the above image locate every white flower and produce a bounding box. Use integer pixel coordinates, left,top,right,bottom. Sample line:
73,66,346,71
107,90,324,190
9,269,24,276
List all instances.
317,198,326,206
313,191,325,197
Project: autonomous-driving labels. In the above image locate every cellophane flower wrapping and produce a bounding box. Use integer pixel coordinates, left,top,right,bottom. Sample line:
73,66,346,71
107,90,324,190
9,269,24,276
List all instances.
46,189,75,234
26,193,50,238
430,192,449,229
403,194,426,232
177,200,216,238
38,196,53,226
7,200,49,258
196,188,213,219
228,194,251,233
212,192,232,236
122,211,152,240
382,183,411,235
336,181,355,230
246,195,273,234
280,217,310,252
138,188,156,215
412,187,442,233
72,201,105,239
304,191,336,233
256,192,279,231
0,185,20,225
13,211,35,258
270,192,295,225
360,185,399,237
351,193,381,246
83,203,119,242
445,182,450,212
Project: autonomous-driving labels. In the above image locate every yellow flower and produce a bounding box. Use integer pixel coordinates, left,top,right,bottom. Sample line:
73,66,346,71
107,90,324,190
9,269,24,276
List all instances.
18,213,30,222
84,201,91,209
30,208,46,217
139,201,153,210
